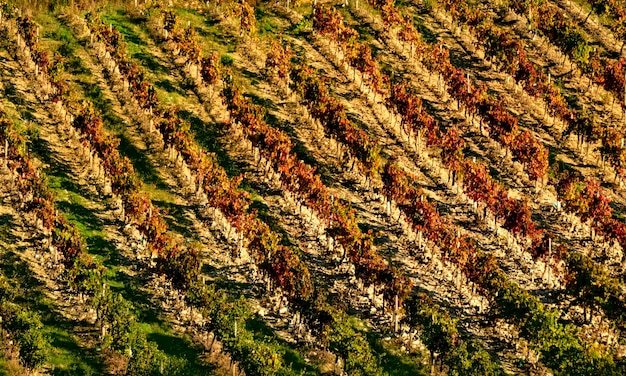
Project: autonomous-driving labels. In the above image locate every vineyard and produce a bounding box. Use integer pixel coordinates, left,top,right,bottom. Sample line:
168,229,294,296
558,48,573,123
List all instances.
1,0,626,374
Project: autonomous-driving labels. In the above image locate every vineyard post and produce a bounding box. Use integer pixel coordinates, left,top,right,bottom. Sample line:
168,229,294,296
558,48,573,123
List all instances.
612,96,615,113
418,230,423,249
393,294,398,332
548,237,551,285
494,213,497,236
416,129,422,152
4,139,7,166
544,237,552,283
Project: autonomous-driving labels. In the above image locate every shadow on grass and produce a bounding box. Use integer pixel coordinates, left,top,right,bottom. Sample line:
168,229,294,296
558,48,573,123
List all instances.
247,195,295,248
610,201,626,224
346,113,376,142
88,234,127,265
0,214,19,244
47,21,92,77
147,332,214,375
244,92,276,111
102,12,147,48
175,9,238,53
2,80,27,108
56,200,107,234
80,83,125,127
339,6,378,46
447,49,492,77
151,199,198,241
66,53,92,76
30,137,97,200
105,267,170,329
414,18,438,44
177,109,241,177
204,268,257,296
365,331,429,376
247,317,319,375
155,78,185,96
132,51,168,75
116,133,170,190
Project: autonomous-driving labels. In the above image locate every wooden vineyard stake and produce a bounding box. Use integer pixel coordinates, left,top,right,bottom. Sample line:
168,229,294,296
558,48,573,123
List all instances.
623,73,626,120
543,238,552,283
393,294,399,332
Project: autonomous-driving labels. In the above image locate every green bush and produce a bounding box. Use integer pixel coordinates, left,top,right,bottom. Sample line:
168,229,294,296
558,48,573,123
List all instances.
326,315,382,376
448,341,503,376
126,339,187,376
220,54,235,66
1,303,48,371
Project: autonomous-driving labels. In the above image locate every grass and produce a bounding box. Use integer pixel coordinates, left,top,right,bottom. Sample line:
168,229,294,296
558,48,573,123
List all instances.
254,4,283,36
175,7,238,55
99,9,195,108
45,327,102,376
